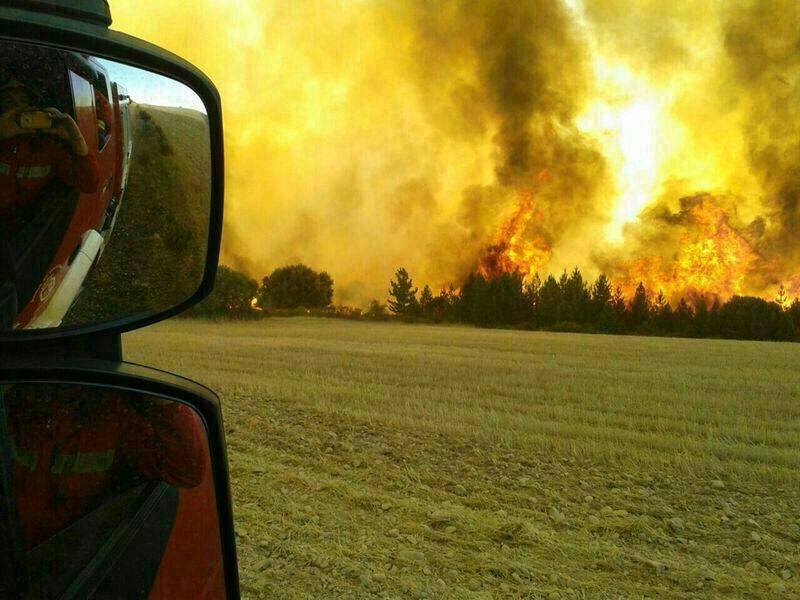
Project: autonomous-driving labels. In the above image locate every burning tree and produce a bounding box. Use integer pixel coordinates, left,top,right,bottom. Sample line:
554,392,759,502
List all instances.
377,259,799,342
608,196,762,308
477,191,551,286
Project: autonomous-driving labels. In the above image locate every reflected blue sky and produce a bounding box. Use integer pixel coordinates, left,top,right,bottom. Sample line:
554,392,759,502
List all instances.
98,58,206,113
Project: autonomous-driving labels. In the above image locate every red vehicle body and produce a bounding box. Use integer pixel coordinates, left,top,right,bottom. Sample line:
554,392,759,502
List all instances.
148,430,226,599
4,51,131,330
16,394,226,598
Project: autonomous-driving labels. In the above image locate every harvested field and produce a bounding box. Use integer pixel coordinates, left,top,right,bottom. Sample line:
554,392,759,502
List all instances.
126,318,800,598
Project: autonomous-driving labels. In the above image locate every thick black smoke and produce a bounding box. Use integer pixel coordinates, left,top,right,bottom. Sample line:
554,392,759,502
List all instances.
404,0,611,256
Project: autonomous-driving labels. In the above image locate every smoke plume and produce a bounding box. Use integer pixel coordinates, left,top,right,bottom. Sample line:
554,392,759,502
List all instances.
111,0,800,305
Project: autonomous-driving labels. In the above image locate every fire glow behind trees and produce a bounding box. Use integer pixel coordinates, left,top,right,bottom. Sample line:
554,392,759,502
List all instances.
114,1,800,307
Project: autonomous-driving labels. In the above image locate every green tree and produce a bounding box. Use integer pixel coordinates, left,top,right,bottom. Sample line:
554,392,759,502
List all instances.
629,282,650,329
652,291,673,333
693,299,709,337
189,265,258,317
524,273,542,322
459,273,491,325
537,275,562,326
493,272,527,325
556,270,570,320
610,286,627,331
434,285,459,322
388,267,419,316
560,267,591,323
673,298,694,335
707,298,722,337
419,285,434,317
590,274,612,312
257,264,334,309
789,299,800,336
718,296,791,340
589,274,615,332
365,299,388,319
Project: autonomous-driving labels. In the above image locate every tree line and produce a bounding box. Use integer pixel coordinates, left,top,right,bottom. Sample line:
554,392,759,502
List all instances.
186,262,800,342
386,266,800,342
186,263,333,319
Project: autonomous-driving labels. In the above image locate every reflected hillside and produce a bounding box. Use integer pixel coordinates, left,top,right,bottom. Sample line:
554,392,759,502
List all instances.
66,103,211,325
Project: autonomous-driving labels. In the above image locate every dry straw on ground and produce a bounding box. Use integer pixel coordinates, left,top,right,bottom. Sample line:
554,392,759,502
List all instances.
127,318,800,598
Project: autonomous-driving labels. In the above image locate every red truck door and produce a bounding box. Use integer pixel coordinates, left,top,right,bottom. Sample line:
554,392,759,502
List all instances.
111,82,123,201
68,70,106,233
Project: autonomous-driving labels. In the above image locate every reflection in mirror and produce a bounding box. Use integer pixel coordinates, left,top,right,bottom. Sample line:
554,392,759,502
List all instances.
0,41,211,332
0,384,225,598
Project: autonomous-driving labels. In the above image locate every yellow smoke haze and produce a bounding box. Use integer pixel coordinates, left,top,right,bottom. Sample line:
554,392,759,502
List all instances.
111,0,800,305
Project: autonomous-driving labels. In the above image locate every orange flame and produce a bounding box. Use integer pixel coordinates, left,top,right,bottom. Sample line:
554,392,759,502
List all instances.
478,192,766,306
477,189,551,284
616,199,760,306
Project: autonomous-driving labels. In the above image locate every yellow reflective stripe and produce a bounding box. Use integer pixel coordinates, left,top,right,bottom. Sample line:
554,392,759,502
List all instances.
51,449,115,474
16,165,51,179
9,437,37,470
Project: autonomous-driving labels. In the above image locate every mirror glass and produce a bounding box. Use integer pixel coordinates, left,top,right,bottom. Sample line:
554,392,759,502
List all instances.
0,383,225,598
0,40,211,332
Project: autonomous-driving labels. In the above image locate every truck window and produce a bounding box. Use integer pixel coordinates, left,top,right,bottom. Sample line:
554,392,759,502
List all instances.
93,73,112,151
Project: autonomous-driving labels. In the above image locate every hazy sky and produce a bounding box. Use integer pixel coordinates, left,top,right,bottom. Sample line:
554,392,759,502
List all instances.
98,58,206,112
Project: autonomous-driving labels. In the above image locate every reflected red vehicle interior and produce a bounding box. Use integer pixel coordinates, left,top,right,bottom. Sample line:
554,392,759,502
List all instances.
0,43,130,330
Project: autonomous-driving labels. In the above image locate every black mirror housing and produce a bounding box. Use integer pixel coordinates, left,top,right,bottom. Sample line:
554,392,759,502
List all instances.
1,0,112,27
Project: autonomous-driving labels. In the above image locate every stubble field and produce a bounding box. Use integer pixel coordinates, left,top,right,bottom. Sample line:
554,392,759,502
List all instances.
125,317,800,598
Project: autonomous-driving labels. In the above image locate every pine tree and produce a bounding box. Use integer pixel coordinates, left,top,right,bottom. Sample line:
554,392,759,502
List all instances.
562,267,590,323
611,286,627,331
652,291,672,333
707,298,722,337
693,299,709,337
442,284,459,321
524,273,542,322
673,298,694,335
776,284,789,308
458,273,487,325
590,274,612,322
629,282,650,328
556,270,570,319
496,271,526,325
538,275,562,326
789,299,800,339
425,288,452,323
388,268,419,316
419,285,434,316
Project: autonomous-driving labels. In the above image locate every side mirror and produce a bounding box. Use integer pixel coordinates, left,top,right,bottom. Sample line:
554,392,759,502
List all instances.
0,363,239,599
0,40,213,333
0,10,224,341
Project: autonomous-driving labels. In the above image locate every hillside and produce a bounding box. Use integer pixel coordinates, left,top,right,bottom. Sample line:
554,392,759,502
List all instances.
64,102,211,326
